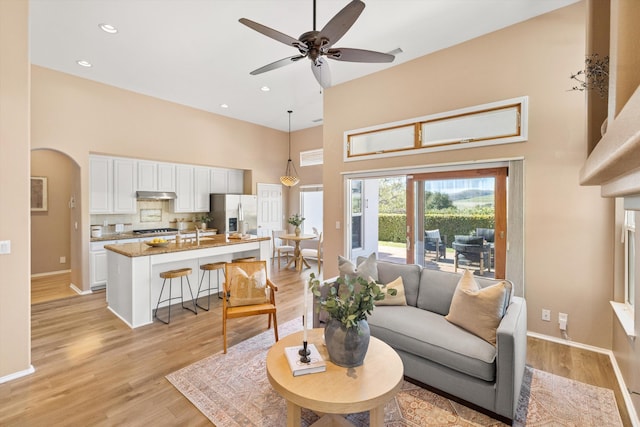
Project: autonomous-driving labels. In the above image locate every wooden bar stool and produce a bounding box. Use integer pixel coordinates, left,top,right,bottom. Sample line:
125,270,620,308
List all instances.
155,268,197,324
196,261,226,310
232,256,256,262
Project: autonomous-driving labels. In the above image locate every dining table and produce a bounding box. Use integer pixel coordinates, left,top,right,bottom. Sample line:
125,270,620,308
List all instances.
281,234,316,272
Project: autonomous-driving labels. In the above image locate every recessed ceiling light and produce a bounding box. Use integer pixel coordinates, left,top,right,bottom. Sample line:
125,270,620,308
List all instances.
76,60,92,68
260,86,270,92
99,23,118,34
220,104,229,109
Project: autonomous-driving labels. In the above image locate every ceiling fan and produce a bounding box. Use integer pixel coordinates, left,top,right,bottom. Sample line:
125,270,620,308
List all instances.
239,0,395,88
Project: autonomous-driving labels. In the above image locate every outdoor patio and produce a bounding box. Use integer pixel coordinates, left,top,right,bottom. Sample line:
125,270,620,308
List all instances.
377,243,495,279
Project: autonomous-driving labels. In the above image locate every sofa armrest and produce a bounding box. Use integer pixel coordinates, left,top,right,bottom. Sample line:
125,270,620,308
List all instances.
494,296,527,419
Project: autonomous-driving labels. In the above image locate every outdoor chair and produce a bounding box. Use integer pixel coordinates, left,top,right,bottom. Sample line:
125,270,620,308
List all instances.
424,229,446,261
222,260,278,353
475,228,495,265
452,235,491,274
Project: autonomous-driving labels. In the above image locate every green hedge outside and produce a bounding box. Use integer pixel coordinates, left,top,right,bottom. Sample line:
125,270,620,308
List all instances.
379,213,494,247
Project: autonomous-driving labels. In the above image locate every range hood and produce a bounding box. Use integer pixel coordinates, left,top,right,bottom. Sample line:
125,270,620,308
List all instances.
136,191,177,200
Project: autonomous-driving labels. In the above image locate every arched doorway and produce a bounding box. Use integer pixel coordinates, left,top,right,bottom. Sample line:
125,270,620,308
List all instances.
30,149,82,303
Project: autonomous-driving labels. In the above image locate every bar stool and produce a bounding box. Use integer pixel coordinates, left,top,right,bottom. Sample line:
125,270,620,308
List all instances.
155,268,197,324
232,256,257,262
196,261,226,310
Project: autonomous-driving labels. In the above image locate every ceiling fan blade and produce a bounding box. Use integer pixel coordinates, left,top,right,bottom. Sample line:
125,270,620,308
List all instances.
250,55,306,75
326,47,395,63
311,57,331,88
239,18,303,50
318,0,365,48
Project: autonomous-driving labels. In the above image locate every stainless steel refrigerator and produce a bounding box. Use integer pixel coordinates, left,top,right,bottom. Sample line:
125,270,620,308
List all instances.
209,194,258,234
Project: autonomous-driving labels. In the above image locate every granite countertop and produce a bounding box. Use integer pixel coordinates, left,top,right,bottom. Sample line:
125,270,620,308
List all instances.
90,229,218,242
104,234,270,257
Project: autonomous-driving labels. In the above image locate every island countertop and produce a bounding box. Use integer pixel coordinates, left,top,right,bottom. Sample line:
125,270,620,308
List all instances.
104,234,270,257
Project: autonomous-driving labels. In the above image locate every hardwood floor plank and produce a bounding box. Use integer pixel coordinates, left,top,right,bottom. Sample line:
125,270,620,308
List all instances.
0,267,632,425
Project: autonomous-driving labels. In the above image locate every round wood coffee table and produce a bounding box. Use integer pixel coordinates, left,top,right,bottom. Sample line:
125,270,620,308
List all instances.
266,328,404,427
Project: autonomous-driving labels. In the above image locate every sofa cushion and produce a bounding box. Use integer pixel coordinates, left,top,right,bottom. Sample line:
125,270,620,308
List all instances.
445,269,512,345
374,260,421,306
368,305,497,382
416,269,462,315
339,252,378,282
454,235,484,245
374,276,407,306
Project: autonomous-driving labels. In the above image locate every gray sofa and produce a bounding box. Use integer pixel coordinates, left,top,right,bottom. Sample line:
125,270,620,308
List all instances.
313,258,527,421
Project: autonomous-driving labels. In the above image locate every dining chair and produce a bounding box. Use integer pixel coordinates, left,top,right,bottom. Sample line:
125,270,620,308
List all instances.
300,232,323,274
272,230,294,268
222,260,279,353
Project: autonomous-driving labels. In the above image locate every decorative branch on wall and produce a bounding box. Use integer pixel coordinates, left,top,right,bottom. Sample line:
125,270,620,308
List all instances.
31,176,48,212
569,54,609,99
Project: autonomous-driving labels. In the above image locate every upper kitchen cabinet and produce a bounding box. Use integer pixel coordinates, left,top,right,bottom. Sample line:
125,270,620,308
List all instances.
194,166,210,212
172,165,195,213
89,155,137,214
112,158,137,213
89,156,112,213
137,160,175,192
210,167,244,194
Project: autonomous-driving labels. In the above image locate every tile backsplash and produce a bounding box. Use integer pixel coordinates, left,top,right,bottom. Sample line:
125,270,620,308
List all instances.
91,200,204,233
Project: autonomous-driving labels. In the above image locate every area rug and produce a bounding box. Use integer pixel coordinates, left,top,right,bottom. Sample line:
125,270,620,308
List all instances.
166,320,622,426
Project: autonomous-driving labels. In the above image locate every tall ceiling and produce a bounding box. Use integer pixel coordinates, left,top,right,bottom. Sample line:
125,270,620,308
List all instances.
30,0,579,132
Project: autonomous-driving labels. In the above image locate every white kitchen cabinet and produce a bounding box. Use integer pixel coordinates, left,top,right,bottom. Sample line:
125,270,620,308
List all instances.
137,161,157,191
228,169,244,194
89,156,113,213
90,240,115,289
157,162,175,191
210,167,244,194
90,155,136,214
172,165,195,213
210,167,228,194
194,166,210,212
113,158,137,213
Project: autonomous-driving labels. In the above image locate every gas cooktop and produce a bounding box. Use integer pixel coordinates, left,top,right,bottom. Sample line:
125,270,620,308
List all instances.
132,228,178,235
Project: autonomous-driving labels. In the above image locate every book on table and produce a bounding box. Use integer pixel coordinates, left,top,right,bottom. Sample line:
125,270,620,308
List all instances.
284,344,326,376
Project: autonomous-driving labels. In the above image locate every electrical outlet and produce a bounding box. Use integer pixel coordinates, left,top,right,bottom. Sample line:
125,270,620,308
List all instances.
541,309,551,321
59,256,66,264
559,312,568,331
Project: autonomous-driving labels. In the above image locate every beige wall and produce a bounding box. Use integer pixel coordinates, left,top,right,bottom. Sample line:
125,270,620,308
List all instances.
285,125,323,222
31,150,76,274
0,0,31,379
30,66,289,291
322,2,615,348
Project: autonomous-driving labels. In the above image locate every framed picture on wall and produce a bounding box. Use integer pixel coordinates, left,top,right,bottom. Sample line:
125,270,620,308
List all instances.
31,176,48,212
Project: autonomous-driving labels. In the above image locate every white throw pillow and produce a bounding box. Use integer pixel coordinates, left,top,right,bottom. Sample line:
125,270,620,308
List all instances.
338,252,378,282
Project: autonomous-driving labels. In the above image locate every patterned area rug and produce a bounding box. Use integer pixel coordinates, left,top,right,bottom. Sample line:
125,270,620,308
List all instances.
166,320,622,426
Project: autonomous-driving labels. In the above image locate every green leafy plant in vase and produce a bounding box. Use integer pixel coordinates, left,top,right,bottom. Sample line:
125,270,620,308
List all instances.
287,213,305,236
309,273,397,367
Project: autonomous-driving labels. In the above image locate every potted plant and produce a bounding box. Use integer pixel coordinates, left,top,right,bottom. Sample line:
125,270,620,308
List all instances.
287,213,305,236
309,273,396,367
198,215,210,230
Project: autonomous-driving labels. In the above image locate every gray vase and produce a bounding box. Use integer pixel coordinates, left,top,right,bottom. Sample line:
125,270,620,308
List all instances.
324,318,370,368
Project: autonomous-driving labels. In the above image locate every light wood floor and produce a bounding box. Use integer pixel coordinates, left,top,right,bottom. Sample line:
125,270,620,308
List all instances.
2,266,631,425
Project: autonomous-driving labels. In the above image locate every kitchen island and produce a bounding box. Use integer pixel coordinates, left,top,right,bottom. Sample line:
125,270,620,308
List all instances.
105,234,271,328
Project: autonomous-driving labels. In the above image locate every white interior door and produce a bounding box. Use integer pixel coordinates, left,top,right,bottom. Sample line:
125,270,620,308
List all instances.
257,183,284,238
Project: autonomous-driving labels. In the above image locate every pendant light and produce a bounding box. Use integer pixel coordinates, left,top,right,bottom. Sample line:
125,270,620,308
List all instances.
280,110,300,187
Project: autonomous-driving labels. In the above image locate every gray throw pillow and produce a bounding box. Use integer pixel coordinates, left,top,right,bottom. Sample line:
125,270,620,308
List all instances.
338,252,378,282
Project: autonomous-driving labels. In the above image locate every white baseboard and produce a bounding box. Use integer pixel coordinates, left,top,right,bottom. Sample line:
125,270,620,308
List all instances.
528,331,640,426
31,269,71,278
70,283,92,295
0,365,35,384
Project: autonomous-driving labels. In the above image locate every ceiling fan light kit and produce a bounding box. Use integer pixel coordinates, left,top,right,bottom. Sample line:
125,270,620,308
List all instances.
280,110,300,187
239,0,394,89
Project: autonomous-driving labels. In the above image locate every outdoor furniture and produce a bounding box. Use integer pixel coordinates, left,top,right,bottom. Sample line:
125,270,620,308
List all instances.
452,235,491,274
424,229,446,261
475,228,495,266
